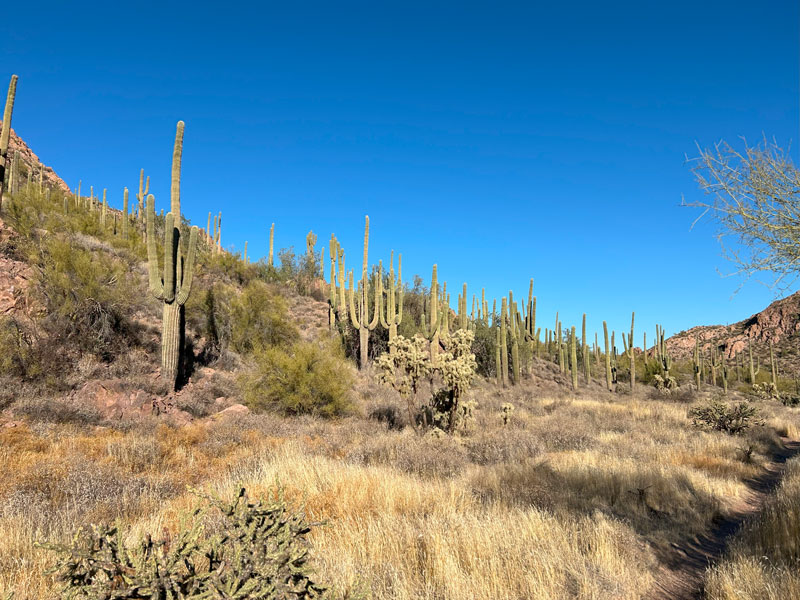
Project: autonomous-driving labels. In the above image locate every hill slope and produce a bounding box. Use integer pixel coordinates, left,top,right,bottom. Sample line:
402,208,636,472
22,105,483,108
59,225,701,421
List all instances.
667,292,800,373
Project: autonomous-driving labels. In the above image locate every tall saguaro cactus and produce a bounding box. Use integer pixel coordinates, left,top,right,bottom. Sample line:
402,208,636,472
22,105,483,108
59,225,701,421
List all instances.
421,264,442,364
121,188,129,239
146,121,199,390
603,321,612,391
380,250,403,347
347,215,380,369
268,223,275,266
0,74,19,211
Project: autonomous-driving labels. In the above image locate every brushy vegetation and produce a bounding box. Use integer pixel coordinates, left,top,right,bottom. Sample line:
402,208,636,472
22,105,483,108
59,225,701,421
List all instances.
239,338,355,417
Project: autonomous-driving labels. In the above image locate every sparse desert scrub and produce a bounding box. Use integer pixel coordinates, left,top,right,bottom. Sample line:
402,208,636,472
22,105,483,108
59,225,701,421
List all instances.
1,382,796,599
704,457,800,600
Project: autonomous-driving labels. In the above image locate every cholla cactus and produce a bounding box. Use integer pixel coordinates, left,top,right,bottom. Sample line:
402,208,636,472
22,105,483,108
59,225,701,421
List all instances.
653,373,678,394
438,329,478,433
375,334,432,431
40,488,324,599
500,402,515,426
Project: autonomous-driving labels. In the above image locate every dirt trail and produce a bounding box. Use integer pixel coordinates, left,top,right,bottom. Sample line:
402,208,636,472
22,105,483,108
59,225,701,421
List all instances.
647,438,800,600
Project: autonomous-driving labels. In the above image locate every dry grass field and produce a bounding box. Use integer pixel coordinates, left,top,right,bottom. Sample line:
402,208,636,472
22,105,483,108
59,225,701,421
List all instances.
2,372,799,600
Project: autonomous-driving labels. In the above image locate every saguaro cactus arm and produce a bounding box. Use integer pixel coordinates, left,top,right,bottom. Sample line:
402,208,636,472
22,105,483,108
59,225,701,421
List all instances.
176,226,198,305
146,194,165,300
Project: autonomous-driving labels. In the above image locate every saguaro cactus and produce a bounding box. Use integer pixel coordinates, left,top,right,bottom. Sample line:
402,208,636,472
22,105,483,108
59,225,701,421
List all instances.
694,338,702,390
770,341,778,387
603,321,612,391
347,216,380,369
136,169,150,225
624,312,635,390
380,250,403,348
146,121,199,390
121,188,129,239
500,297,510,387
570,326,578,390
100,189,108,229
421,265,442,364
268,223,275,266
0,74,19,211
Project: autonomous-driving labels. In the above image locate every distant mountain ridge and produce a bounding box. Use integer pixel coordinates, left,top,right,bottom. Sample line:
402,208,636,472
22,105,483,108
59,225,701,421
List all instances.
1,120,70,193
666,291,800,373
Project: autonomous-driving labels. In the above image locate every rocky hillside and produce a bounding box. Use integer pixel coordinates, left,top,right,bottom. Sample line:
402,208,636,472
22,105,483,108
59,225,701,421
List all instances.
1,120,70,193
667,291,800,373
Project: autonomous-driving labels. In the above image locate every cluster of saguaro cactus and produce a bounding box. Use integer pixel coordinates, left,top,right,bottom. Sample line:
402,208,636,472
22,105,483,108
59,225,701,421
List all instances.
0,74,18,210
146,121,199,389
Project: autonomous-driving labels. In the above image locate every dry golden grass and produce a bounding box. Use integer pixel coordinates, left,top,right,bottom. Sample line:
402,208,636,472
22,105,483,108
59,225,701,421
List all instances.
704,458,800,600
1,377,798,599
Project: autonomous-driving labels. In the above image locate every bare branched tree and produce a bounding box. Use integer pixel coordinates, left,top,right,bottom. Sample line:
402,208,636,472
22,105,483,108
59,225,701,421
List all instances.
685,136,800,291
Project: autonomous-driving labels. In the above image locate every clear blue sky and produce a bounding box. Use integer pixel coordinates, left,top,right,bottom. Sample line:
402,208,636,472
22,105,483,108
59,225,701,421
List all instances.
2,1,798,345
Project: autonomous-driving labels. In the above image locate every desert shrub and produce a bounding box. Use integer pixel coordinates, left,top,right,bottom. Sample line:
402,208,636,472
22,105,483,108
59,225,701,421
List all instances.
230,281,297,355
13,397,102,426
471,321,497,377
239,338,354,417
34,236,141,360
0,317,41,379
689,401,764,435
40,487,324,599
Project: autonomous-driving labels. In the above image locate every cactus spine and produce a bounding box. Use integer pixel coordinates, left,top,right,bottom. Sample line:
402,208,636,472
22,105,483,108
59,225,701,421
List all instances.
0,75,18,210
146,121,198,390
380,250,403,348
603,321,612,391
347,216,380,369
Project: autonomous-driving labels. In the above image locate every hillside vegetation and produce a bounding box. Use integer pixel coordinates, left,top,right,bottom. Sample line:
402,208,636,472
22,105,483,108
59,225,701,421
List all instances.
1,100,799,598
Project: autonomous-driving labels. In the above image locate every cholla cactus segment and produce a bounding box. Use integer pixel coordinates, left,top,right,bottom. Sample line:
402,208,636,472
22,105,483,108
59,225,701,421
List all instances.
500,402,515,426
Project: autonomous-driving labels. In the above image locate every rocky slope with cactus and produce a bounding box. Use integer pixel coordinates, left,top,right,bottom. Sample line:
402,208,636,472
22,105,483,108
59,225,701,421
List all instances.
666,291,800,374
0,119,70,193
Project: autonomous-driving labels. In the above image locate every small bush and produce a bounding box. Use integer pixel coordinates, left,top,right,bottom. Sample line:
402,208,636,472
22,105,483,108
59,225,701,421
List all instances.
230,281,297,355
240,338,354,417
689,401,764,435
41,487,324,599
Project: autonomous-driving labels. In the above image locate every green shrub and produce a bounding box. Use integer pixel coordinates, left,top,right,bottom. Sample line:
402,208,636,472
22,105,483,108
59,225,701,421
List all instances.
0,317,41,379
689,401,764,435
230,281,297,355
240,338,355,417
40,487,325,599
35,236,141,359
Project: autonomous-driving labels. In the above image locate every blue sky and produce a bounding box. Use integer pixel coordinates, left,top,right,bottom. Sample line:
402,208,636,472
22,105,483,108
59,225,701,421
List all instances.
2,1,798,344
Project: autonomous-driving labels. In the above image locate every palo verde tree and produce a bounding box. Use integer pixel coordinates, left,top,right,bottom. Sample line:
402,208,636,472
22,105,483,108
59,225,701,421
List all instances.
146,121,199,390
688,137,800,291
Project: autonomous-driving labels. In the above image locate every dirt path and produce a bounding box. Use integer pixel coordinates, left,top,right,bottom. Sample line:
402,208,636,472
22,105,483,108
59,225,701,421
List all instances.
647,438,800,600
